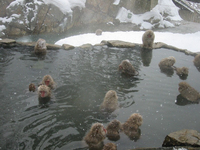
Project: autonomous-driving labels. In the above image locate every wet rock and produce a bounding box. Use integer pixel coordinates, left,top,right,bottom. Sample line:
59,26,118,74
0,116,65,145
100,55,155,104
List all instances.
79,44,92,49
46,43,62,50
62,44,75,50
106,40,136,48
0,38,16,48
162,129,200,147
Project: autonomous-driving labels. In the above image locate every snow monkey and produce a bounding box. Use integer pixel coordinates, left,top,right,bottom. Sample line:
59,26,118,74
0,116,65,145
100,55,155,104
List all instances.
29,83,36,92
193,54,200,71
41,75,55,89
106,119,122,141
118,60,139,76
159,56,176,70
142,30,155,49
102,143,117,150
95,29,103,36
174,67,189,80
122,113,143,140
178,82,200,103
34,38,47,54
84,123,107,149
38,85,51,104
100,90,118,113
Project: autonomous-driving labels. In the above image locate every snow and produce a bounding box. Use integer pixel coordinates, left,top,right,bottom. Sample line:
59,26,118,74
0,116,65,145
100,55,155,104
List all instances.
55,31,200,53
43,0,86,15
113,0,120,5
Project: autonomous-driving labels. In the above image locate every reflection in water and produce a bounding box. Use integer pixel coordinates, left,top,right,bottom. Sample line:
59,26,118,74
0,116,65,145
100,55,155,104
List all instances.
140,48,153,66
175,94,199,106
0,46,200,150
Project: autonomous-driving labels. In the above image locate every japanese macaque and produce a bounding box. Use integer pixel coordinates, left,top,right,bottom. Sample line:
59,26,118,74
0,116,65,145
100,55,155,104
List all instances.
38,85,51,105
106,119,122,141
95,29,102,36
102,143,117,150
41,75,55,89
193,54,200,71
174,67,189,80
178,82,200,102
159,56,176,76
84,123,107,150
100,90,118,113
34,38,47,54
142,30,155,49
122,113,143,141
118,60,139,76
29,83,36,92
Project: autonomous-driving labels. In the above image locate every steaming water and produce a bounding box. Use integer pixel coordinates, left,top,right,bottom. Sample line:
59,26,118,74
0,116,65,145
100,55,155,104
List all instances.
0,45,200,150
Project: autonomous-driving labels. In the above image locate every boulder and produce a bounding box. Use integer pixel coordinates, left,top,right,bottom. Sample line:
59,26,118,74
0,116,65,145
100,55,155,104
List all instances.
106,40,136,48
162,129,200,147
62,44,75,50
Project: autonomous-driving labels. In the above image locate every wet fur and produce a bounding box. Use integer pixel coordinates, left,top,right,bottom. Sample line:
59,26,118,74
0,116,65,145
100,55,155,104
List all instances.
41,75,55,89
84,123,106,149
159,56,176,70
142,30,155,49
38,85,51,105
34,38,47,54
118,60,139,76
100,90,118,113
102,143,117,150
175,67,189,80
178,82,200,102
29,83,36,92
106,119,122,141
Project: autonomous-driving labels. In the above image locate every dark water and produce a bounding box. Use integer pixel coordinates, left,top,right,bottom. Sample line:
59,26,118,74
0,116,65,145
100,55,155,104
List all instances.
0,46,200,150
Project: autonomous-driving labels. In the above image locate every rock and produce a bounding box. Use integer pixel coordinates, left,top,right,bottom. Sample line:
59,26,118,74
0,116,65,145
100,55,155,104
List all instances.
79,44,92,49
162,129,200,147
0,38,16,44
46,43,62,50
62,44,75,50
106,40,136,48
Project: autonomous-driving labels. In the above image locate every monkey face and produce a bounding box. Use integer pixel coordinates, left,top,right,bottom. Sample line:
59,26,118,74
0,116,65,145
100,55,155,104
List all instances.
38,85,50,98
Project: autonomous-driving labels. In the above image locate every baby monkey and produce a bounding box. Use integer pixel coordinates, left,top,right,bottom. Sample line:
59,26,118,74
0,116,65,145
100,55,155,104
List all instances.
29,83,36,92
106,119,122,141
142,30,155,49
118,60,139,76
84,123,107,150
100,90,118,113
38,84,51,105
178,82,200,103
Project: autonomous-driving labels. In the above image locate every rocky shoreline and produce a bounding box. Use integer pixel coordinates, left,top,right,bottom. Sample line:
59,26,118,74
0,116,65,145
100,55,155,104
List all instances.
0,38,199,57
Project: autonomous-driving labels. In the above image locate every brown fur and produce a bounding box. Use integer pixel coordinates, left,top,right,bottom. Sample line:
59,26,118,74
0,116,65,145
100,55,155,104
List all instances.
34,38,47,54
100,90,118,113
175,67,189,79
142,30,155,49
29,83,36,92
178,82,200,102
41,75,55,89
102,143,117,150
118,60,139,76
38,85,51,104
84,123,107,149
122,113,143,140
193,54,200,68
106,120,122,141
95,29,102,36
159,56,176,70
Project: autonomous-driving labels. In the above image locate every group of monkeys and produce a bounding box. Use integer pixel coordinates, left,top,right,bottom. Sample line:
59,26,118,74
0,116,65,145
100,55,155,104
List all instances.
29,30,200,150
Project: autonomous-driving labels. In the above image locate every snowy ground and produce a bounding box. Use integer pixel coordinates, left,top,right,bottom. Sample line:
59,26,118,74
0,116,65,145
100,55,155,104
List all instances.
55,31,200,53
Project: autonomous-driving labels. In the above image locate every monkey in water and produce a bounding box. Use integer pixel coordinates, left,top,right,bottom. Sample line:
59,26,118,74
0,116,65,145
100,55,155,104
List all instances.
193,54,200,71
118,60,139,76
159,56,176,76
122,113,143,140
178,82,200,103
100,90,118,113
142,30,155,49
95,29,103,36
174,67,189,80
38,84,51,105
102,143,117,150
29,83,36,92
106,119,122,141
41,75,55,89
84,123,107,150
34,38,47,54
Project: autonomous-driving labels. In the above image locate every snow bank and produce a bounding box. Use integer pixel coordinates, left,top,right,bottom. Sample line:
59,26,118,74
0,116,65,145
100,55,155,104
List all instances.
55,31,200,53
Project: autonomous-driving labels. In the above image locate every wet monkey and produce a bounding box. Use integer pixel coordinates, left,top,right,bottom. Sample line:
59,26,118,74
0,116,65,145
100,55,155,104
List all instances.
106,119,122,141
118,60,139,76
102,143,117,150
34,38,47,54
41,75,55,89
142,30,155,49
29,83,36,92
38,85,51,105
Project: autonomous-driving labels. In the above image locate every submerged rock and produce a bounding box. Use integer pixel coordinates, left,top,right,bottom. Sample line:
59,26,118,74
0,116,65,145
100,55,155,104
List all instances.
162,129,200,147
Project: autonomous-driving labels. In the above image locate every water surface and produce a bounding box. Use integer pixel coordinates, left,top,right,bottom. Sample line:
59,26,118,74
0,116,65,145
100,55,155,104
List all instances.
0,45,200,150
